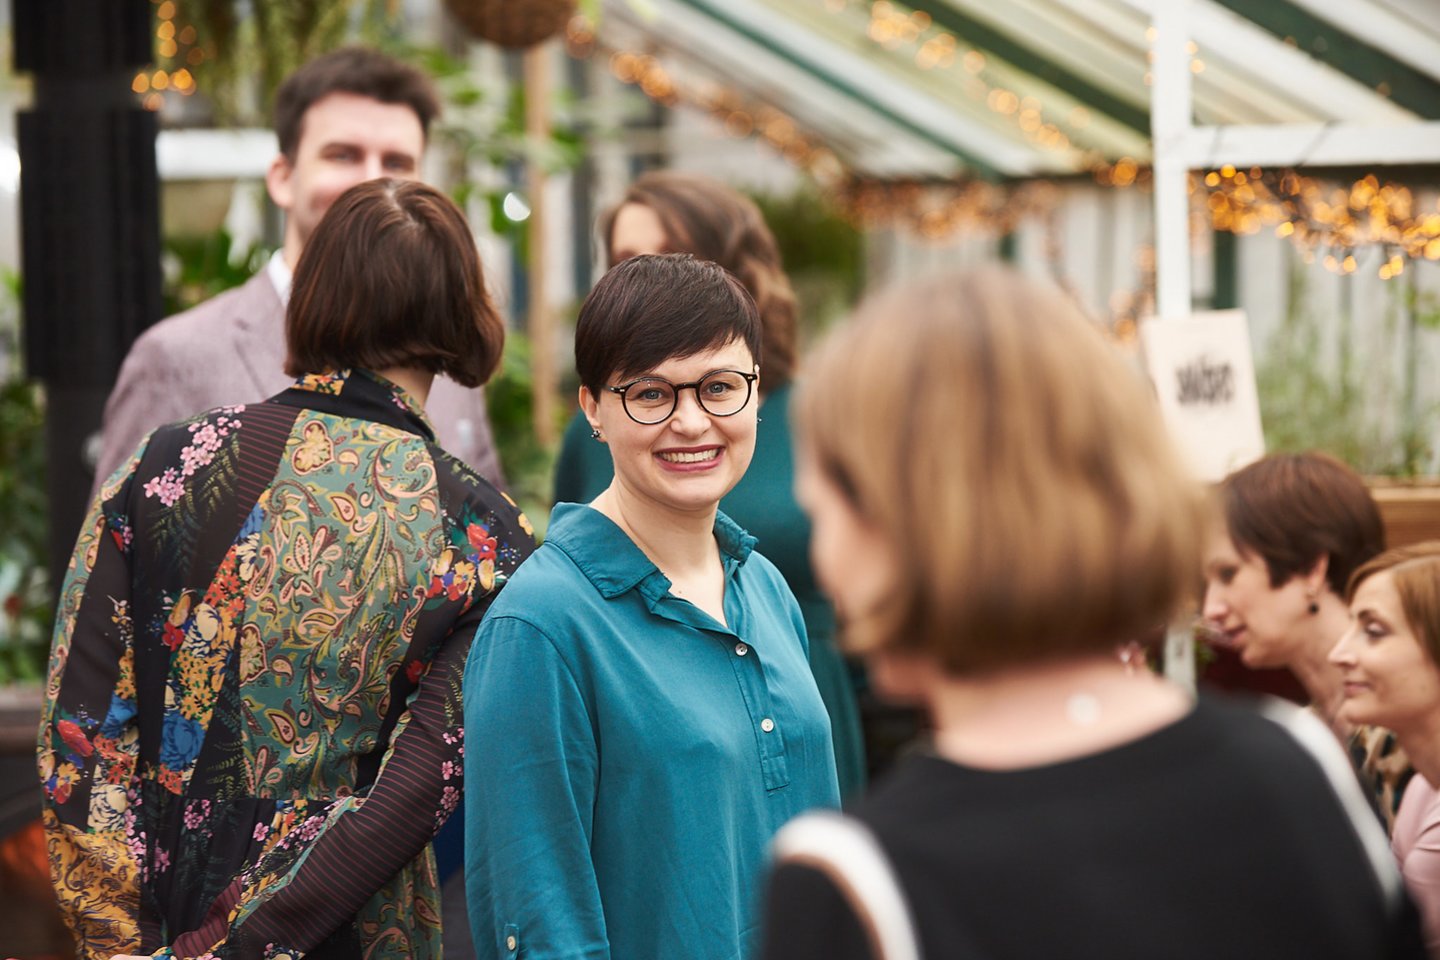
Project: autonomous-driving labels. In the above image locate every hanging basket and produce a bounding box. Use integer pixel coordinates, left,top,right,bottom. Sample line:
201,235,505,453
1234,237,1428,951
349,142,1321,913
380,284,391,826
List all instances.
444,0,578,48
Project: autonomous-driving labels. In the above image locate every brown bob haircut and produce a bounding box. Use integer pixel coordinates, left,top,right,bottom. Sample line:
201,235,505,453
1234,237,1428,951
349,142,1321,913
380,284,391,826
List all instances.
575,253,760,396
1347,541,1440,668
796,265,1204,675
1219,452,1384,598
286,179,503,388
599,171,798,388
273,46,441,159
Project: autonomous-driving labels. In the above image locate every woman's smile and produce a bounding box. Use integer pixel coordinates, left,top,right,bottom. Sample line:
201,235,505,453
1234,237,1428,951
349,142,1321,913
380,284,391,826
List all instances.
656,445,724,469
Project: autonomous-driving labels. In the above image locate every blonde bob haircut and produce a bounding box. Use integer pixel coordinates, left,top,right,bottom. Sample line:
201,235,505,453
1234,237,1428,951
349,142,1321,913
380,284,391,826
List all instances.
796,266,1205,675
1347,542,1440,670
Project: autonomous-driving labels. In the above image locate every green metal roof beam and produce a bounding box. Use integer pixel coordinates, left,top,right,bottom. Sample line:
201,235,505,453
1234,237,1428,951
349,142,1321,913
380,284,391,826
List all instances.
1209,0,1440,119
669,0,1007,180
905,0,1152,135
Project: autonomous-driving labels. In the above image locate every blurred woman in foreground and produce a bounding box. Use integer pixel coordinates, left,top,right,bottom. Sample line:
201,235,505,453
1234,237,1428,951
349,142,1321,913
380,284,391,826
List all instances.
1333,543,1440,953
759,266,1421,960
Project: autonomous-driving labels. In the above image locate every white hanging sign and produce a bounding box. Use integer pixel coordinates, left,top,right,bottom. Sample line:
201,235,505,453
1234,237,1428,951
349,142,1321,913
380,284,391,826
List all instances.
1138,309,1266,483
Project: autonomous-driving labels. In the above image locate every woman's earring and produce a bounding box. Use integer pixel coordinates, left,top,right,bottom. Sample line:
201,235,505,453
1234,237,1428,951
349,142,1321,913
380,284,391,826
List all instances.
590,429,603,441
756,416,763,424
1307,590,1319,615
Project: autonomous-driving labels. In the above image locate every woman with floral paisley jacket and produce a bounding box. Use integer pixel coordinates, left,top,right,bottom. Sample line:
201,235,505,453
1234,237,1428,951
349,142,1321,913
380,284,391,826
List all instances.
38,179,535,960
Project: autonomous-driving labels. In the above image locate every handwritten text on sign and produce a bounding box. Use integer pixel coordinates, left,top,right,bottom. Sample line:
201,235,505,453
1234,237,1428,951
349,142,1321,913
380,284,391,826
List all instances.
1175,355,1234,406
1139,310,1265,482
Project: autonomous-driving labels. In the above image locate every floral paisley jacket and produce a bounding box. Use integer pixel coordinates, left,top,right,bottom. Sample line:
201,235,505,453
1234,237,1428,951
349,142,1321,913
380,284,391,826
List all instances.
39,369,536,960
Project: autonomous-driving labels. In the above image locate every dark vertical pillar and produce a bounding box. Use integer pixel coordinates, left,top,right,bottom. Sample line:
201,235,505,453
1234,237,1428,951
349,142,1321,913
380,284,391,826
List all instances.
998,230,1018,263
566,51,593,297
1212,228,1238,310
13,0,162,587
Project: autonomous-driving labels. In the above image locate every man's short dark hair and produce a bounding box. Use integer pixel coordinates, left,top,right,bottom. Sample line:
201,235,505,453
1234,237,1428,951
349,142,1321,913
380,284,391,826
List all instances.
274,46,441,158
286,179,503,388
574,254,762,396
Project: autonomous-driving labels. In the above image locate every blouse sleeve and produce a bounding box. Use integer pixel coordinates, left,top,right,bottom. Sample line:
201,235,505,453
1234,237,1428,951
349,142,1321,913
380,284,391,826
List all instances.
1396,786,1440,956
40,451,150,960
463,615,608,960
173,488,536,960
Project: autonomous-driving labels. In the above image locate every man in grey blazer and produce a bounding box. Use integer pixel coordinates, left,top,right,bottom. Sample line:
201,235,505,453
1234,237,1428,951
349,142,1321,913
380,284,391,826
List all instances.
93,47,504,491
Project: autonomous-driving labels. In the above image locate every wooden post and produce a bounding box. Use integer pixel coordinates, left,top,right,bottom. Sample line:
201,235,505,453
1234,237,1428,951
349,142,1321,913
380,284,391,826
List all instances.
1151,0,1193,323
525,42,558,447
1150,0,1197,692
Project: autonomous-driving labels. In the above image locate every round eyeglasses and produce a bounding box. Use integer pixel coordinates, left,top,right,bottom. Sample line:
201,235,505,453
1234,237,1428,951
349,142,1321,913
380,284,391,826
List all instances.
605,370,759,425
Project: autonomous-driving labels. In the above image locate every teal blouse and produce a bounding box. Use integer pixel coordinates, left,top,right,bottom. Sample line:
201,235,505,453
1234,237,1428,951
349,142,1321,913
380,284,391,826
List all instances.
462,503,840,960
551,384,867,798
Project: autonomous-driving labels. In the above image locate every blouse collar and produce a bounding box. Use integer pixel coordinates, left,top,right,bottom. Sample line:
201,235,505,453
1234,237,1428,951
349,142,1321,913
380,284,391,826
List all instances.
545,502,756,600
276,368,436,441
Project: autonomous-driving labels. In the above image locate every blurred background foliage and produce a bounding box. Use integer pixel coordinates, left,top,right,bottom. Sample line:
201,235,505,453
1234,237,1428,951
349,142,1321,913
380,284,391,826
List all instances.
750,186,864,342
168,0,402,125
0,270,49,685
1257,262,1440,476
486,331,568,538
163,229,272,314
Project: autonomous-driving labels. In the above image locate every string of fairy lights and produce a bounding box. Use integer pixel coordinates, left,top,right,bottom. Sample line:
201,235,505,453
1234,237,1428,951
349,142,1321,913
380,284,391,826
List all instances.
845,0,1092,160
571,5,1440,280
132,0,205,109
815,0,1440,278
573,14,1151,241
1199,166,1440,277
568,16,1065,238
131,0,1440,279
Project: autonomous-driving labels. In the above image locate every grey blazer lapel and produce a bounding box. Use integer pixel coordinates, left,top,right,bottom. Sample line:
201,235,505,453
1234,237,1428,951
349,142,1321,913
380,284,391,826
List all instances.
228,271,292,398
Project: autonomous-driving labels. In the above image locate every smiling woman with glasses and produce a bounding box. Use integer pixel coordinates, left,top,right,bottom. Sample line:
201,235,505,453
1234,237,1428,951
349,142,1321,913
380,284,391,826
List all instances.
553,171,870,805
462,253,839,960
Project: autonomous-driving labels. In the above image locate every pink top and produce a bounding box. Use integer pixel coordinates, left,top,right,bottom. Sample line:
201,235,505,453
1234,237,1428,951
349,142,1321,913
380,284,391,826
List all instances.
1394,775,1440,956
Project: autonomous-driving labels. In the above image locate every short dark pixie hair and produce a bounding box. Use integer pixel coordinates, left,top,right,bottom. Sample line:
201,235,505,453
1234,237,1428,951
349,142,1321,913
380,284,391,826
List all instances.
575,253,761,396
274,46,441,159
1220,451,1385,597
286,179,504,388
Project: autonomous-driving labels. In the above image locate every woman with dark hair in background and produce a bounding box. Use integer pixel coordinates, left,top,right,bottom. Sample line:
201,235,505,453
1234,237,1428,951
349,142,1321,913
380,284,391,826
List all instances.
554,169,868,798
466,253,838,960
39,179,534,960
1203,452,1410,826
759,266,1421,960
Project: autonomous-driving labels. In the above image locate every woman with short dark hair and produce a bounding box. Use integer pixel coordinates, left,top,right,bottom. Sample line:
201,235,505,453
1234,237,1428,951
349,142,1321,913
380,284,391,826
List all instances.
39,179,534,960
1202,452,1410,826
1204,452,1386,706
284,178,502,388
463,253,839,960
554,170,869,800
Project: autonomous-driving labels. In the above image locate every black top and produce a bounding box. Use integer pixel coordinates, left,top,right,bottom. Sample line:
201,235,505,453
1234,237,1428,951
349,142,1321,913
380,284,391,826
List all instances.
760,696,1426,960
